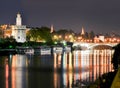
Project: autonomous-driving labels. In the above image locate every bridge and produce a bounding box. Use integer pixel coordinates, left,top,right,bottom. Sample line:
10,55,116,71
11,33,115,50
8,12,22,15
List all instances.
73,42,118,50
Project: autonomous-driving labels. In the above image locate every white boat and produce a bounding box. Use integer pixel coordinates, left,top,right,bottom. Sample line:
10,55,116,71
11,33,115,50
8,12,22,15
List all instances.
64,46,71,53
40,47,51,55
53,46,63,54
25,48,34,54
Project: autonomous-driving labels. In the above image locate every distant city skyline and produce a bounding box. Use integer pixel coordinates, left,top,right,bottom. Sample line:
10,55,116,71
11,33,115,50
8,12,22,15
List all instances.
0,0,120,34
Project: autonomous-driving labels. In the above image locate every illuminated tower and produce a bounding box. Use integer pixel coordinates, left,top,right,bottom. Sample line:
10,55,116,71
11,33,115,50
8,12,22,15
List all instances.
12,13,26,43
81,27,85,35
16,13,22,25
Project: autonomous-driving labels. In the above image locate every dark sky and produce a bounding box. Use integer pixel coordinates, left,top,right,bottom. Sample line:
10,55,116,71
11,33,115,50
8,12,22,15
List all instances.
0,0,120,34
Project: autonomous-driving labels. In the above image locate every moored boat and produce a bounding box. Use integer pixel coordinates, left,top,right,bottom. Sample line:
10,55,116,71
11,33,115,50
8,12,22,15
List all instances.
25,48,34,54
40,47,51,55
53,46,63,54
64,46,71,53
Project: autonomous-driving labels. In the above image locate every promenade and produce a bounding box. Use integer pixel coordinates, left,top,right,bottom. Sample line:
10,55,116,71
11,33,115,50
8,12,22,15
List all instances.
111,68,120,88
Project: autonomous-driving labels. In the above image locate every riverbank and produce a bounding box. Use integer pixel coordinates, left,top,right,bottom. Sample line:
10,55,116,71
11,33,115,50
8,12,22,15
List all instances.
88,71,117,88
0,49,17,55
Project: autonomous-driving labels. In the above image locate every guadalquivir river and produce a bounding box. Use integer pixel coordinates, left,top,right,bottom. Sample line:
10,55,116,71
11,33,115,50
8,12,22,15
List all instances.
0,50,114,88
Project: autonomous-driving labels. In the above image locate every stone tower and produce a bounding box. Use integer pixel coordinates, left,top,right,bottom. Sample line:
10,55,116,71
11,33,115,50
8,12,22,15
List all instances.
12,13,26,43
16,13,22,26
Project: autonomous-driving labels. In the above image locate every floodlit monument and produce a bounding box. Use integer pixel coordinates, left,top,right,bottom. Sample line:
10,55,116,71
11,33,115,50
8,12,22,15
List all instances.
12,13,26,43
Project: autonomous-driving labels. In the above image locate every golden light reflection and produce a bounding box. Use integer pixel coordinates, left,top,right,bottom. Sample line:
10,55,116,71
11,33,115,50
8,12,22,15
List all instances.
3,49,114,88
54,53,57,69
69,53,72,70
12,55,16,88
58,54,62,68
5,59,9,88
54,71,57,88
53,49,113,87
11,54,28,88
69,72,72,88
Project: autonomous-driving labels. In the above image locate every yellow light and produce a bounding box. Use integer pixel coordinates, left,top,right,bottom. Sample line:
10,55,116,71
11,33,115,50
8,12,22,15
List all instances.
69,35,72,38
59,35,62,38
65,36,68,39
53,35,58,39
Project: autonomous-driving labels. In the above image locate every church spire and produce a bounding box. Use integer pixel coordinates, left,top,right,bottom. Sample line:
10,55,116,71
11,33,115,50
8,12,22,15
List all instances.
50,24,54,33
81,27,85,35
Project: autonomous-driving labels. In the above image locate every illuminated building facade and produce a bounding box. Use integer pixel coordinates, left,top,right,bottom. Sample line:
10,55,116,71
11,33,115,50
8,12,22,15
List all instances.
0,24,12,38
0,13,27,43
11,13,26,43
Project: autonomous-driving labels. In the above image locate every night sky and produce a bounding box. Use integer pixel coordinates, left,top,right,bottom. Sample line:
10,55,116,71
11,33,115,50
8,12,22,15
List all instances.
0,0,120,34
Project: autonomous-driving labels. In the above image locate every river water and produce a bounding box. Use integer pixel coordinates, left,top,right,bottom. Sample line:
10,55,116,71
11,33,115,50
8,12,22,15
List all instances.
0,50,114,88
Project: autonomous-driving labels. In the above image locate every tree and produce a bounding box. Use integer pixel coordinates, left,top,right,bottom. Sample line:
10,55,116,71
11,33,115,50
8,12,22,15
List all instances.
27,28,38,42
89,31,95,39
26,27,53,43
54,29,75,41
0,26,3,38
84,32,89,39
38,27,52,42
5,36,16,42
112,43,120,70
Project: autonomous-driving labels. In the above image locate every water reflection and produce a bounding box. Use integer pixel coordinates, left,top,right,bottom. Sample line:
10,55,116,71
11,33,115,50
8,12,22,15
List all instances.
0,49,114,88
53,50,114,88
11,54,28,88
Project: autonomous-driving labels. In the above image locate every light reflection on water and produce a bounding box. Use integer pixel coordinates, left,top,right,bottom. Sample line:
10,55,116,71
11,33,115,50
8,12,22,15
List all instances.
0,50,114,88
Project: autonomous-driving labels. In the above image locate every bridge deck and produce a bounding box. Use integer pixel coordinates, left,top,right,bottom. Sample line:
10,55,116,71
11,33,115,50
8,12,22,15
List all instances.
73,42,118,49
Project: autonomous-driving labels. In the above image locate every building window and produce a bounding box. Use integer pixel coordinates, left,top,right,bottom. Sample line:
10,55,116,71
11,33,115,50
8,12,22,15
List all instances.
18,36,20,39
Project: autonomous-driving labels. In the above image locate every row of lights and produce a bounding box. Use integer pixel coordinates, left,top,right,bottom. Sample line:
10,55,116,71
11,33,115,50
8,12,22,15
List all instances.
53,34,120,43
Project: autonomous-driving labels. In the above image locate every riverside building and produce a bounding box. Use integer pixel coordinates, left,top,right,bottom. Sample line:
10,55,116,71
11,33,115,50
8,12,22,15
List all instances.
11,13,26,43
